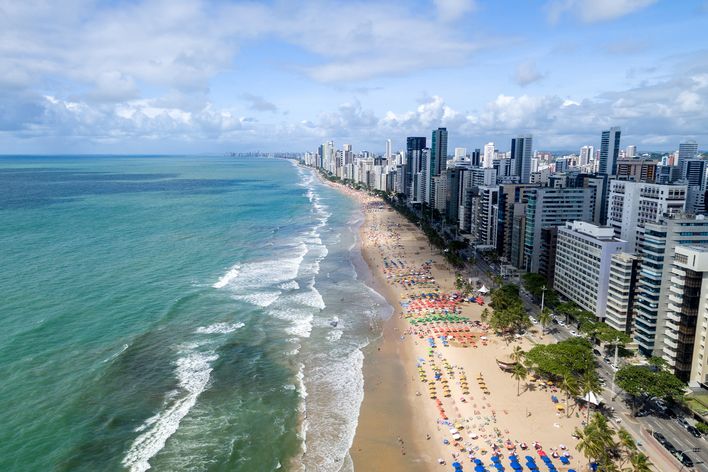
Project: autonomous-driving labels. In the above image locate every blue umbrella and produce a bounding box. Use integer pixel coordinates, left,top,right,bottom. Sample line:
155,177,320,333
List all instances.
525,456,535,462
510,463,522,471
475,459,483,465
491,456,501,463
452,461,462,469
475,465,486,472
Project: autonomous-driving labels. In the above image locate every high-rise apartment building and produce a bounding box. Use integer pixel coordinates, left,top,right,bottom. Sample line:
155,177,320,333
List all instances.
607,181,687,252
579,145,594,167
678,140,699,166
599,127,621,175
605,253,639,333
662,244,708,382
522,187,594,272
511,135,533,184
554,221,628,319
633,215,708,356
483,142,495,169
626,145,637,158
430,128,448,177
405,137,426,199
385,139,392,160
615,159,657,183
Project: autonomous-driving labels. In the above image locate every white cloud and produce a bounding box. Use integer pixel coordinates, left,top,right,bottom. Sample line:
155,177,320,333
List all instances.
547,0,656,23
433,0,476,22
514,61,545,86
240,94,278,113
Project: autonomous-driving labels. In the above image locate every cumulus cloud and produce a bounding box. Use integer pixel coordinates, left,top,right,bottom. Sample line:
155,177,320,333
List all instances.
240,93,278,112
547,0,657,23
514,61,545,86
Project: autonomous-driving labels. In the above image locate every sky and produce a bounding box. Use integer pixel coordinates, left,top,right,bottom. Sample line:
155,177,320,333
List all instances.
1,0,708,154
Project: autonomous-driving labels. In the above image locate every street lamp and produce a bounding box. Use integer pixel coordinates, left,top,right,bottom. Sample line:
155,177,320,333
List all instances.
540,285,547,312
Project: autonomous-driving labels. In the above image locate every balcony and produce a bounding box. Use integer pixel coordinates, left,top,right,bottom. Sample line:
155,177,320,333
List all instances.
666,311,681,324
661,353,677,367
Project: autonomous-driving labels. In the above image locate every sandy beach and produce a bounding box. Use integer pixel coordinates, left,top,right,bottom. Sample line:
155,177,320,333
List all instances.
321,179,589,472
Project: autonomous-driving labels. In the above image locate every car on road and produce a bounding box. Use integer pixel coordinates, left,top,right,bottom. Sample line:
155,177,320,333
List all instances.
677,451,694,468
652,431,667,444
676,417,690,428
635,409,650,417
551,319,559,325
603,357,611,364
558,320,566,326
592,349,602,356
610,363,619,372
687,425,702,438
665,442,678,456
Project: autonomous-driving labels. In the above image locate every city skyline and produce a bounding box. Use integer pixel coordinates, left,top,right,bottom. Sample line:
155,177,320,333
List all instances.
1,0,708,154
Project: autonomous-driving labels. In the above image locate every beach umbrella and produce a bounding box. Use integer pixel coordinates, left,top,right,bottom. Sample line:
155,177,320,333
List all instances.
452,461,462,470
474,466,486,472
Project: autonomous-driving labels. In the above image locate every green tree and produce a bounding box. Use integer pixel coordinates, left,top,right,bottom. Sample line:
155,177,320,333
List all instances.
561,373,579,417
623,451,653,472
615,365,686,414
511,363,527,396
511,345,525,364
580,370,602,423
525,338,595,379
538,307,552,334
616,428,637,469
480,308,490,324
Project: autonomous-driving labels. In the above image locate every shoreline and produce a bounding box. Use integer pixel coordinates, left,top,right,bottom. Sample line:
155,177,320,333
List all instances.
316,170,588,472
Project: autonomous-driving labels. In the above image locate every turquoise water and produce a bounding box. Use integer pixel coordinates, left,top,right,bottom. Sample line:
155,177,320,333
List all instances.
0,156,389,471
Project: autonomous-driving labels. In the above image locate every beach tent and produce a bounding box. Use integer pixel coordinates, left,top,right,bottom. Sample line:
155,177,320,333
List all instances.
478,285,490,294
582,391,601,406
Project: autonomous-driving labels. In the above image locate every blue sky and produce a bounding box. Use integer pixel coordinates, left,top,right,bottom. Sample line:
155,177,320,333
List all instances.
1,0,707,154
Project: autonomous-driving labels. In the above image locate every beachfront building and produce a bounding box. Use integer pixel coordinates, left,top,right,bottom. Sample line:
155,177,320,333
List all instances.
605,253,640,333
633,214,708,356
522,187,594,273
553,221,628,319
662,245,708,384
607,181,687,252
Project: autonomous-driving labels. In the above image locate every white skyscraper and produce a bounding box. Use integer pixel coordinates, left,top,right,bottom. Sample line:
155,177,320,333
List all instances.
385,139,392,160
626,145,637,158
579,145,594,166
483,142,495,168
454,147,467,160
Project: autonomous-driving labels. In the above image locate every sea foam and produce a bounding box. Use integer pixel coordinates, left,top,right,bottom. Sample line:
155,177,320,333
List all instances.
122,350,218,472
212,265,240,289
195,322,245,334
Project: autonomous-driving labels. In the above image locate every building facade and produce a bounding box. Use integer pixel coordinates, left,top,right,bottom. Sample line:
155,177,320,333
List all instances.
553,221,628,319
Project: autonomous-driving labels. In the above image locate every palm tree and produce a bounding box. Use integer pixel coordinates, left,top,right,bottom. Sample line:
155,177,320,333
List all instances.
561,373,579,417
624,451,654,472
511,345,525,364
511,363,527,396
574,425,602,469
617,428,637,469
538,307,552,334
580,371,602,423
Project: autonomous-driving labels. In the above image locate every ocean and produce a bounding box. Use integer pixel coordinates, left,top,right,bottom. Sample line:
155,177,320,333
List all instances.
0,155,391,471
